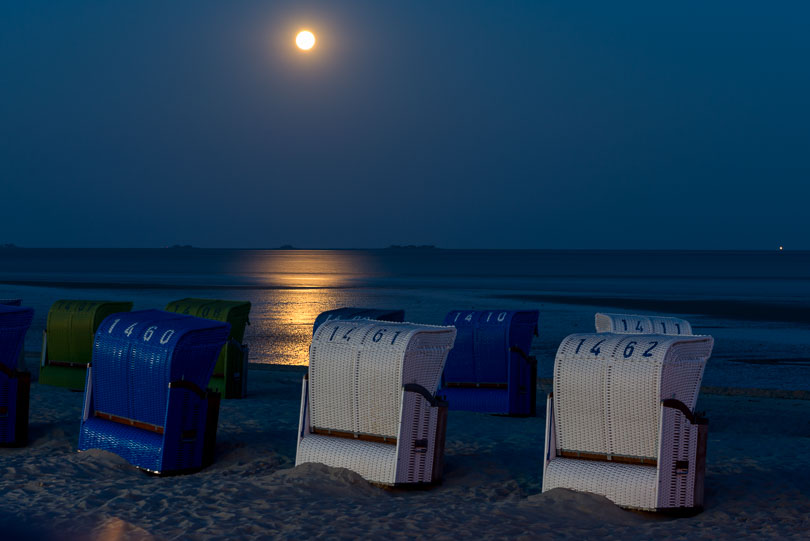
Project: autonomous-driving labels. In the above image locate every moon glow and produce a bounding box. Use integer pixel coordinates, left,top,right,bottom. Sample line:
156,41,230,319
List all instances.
296,30,316,51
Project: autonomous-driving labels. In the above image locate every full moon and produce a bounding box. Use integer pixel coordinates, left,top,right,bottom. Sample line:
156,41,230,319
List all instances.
296,30,316,51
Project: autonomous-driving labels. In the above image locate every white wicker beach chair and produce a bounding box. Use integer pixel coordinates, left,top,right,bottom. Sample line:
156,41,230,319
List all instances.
542,328,713,513
595,312,693,336
295,319,457,486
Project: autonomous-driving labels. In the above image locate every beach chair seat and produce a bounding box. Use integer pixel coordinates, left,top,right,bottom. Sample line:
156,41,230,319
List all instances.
78,310,229,474
440,310,539,416
39,300,133,390
312,307,405,333
0,304,34,447
542,318,713,513
296,319,456,486
165,298,251,399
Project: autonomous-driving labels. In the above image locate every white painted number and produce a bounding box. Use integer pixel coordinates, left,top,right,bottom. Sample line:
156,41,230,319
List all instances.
143,326,157,341
124,323,137,337
160,329,175,344
108,319,120,333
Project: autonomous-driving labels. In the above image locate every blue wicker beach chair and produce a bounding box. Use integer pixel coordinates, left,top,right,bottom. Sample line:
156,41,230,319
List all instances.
439,310,539,416
312,307,405,334
0,304,34,447
78,310,230,474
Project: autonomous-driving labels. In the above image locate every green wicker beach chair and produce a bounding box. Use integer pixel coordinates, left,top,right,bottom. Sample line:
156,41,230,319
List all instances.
39,300,133,390
165,298,251,399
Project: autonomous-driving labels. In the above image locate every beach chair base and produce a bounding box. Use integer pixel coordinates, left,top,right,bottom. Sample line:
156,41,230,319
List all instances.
39,363,87,391
0,371,30,447
147,389,221,476
543,392,709,513
297,377,451,487
135,390,221,476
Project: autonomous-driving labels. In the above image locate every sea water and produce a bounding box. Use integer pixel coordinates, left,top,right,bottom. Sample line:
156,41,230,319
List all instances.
1,248,808,390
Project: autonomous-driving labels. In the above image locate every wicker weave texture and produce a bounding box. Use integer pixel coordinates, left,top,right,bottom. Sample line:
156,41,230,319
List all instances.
544,458,659,510
312,308,405,334
165,298,251,399
308,321,453,438
165,299,250,342
78,309,229,473
0,305,34,371
297,320,456,485
545,329,713,510
80,417,165,472
553,333,712,459
46,300,133,364
440,310,538,415
91,310,228,425
297,435,398,483
595,313,693,336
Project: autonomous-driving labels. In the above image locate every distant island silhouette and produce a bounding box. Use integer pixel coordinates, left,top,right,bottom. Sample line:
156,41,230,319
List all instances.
386,244,437,250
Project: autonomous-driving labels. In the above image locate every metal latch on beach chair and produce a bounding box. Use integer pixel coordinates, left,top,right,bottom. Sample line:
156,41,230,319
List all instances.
402,384,445,454
413,439,429,453
509,346,537,366
661,398,704,425
509,346,537,395
403,383,444,407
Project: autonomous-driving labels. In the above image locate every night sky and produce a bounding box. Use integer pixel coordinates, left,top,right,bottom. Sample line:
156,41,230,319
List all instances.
2,1,808,249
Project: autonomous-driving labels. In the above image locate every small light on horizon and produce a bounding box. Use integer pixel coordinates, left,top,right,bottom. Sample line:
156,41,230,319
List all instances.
779,245,784,251
296,30,316,51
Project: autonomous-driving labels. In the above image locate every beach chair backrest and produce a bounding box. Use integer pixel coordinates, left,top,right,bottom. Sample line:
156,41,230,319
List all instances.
308,320,455,439
553,333,712,460
92,310,230,427
442,310,538,384
595,313,693,336
165,298,251,343
47,300,133,363
0,304,34,370
312,307,405,334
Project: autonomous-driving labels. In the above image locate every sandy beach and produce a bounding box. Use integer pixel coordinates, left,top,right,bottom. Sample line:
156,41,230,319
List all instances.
5,0,810,536
1,356,808,540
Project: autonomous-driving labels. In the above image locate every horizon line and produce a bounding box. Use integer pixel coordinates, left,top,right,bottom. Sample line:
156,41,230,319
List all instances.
0,246,801,252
